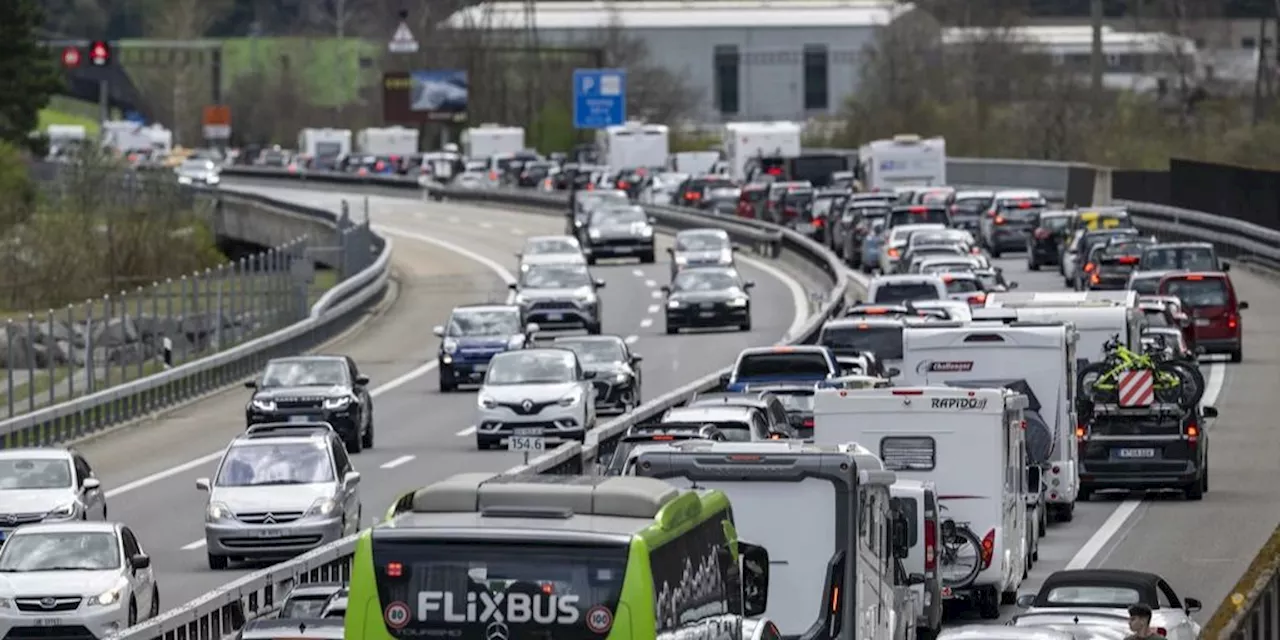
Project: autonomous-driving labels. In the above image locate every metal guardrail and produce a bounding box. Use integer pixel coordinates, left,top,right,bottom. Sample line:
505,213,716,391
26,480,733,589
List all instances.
110,158,1280,640
0,188,391,451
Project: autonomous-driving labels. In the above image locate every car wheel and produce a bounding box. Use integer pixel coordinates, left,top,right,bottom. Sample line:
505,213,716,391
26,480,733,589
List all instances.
1230,348,1243,363
361,410,375,449
438,372,455,393
207,553,228,570
739,320,752,332
1185,477,1204,500
345,432,363,454
586,255,597,265
665,324,678,335
586,323,602,335
149,586,160,619
1078,486,1093,502
640,251,656,264
1027,255,1039,271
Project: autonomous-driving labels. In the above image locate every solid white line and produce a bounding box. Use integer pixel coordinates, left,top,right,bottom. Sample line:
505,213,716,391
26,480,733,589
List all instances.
644,279,657,288
647,304,659,313
380,455,415,469
624,335,639,344
639,318,653,328
181,539,206,551
632,269,644,277
103,224,515,500
456,426,477,437
737,254,810,342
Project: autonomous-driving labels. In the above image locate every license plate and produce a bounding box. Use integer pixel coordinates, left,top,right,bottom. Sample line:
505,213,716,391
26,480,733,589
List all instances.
34,619,62,627
513,427,543,436
508,436,546,452
699,311,716,318
700,303,715,309
546,313,563,321
474,364,488,373
614,246,632,253
1116,448,1156,458
1195,318,1211,326
257,529,292,538
288,415,315,424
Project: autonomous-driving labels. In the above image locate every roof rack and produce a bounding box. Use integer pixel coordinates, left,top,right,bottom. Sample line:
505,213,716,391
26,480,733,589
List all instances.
410,473,686,520
243,422,335,438
1090,402,1185,415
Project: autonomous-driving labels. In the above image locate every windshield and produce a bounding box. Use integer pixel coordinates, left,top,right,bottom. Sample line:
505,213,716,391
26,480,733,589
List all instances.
737,353,829,379
873,283,940,304
281,595,332,619
1044,585,1142,606
820,325,903,360
0,532,120,571
487,352,576,385
592,208,646,225
260,359,348,388
520,265,592,289
889,209,949,227
1129,276,1162,295
673,270,738,292
1160,277,1229,307
181,161,213,172
0,458,72,490
1141,247,1217,271
1039,215,1071,231
525,238,578,255
951,196,992,214
216,442,334,486
676,232,729,251
557,340,625,365
370,539,628,640
944,278,982,293
447,310,521,337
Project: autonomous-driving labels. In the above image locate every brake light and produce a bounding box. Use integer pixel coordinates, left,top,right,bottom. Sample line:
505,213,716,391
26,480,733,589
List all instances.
892,389,924,395
618,180,629,189
1034,228,1050,240
489,171,498,180
1228,314,1238,329
1118,255,1139,264
784,207,798,217
1076,425,1086,440
1083,262,1095,273
1185,275,1204,280
766,167,783,176
888,247,900,258
802,418,815,428
651,435,675,440
980,529,996,569
863,307,889,314
1154,629,1167,637
994,215,1006,225
1016,200,1033,208
967,293,987,304
812,217,825,228
769,434,782,440
1185,423,1199,444
908,206,927,213
386,561,403,577
923,518,937,572
541,583,554,595
686,191,700,200
1091,273,1101,285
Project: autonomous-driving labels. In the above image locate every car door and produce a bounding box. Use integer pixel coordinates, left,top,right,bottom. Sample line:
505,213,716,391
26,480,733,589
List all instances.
73,454,106,519
330,438,359,532
121,527,154,615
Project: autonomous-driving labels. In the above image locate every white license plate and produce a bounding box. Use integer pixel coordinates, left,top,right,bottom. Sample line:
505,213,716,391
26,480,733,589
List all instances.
614,246,632,253
34,619,63,627
513,427,543,436
474,364,487,372
257,529,292,538
699,311,716,318
700,303,715,309
1195,318,1211,326
546,313,563,321
1116,448,1156,458
508,436,546,452
288,415,315,424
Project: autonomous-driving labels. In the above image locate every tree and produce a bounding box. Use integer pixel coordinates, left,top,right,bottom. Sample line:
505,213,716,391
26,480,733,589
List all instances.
0,0,63,154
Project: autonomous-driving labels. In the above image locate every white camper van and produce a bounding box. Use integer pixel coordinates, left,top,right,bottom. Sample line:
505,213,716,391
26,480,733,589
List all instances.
858,134,947,190
891,479,943,639
900,321,1080,522
813,387,1029,620
980,296,1144,362
723,121,802,181
460,124,525,160
598,121,670,169
355,126,418,156
297,128,352,168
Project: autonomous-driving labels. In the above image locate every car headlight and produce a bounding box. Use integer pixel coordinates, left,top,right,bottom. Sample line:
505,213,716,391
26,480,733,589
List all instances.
323,396,352,410
675,255,689,265
251,398,275,412
507,334,525,349
576,287,597,304
207,175,220,184
46,503,76,520
640,226,654,237
87,584,125,607
306,497,339,517
514,294,530,306
557,390,583,407
206,501,233,522
0,597,12,609
443,338,459,354
588,229,601,239
667,300,682,309
728,297,749,308
478,395,499,409
613,373,629,384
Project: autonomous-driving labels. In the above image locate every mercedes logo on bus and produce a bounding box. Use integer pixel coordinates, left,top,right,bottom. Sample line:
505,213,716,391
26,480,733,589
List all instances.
485,621,509,640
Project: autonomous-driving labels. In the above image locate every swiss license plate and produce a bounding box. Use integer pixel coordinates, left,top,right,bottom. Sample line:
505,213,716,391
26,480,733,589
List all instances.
513,427,543,436
473,364,488,373
257,528,292,538
1116,448,1156,458
34,619,63,627
700,303,715,309
699,311,716,318
508,436,546,452
614,246,632,253
288,415,315,424
546,313,563,321
1195,318,1211,326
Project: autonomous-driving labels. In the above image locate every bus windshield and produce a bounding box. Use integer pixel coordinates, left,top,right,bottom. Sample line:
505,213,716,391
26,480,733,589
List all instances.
370,538,628,639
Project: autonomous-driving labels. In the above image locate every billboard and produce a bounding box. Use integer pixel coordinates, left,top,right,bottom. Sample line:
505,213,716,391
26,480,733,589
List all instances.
382,70,468,124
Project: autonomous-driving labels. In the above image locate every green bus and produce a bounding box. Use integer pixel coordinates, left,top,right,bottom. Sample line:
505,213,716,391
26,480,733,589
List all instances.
347,473,770,640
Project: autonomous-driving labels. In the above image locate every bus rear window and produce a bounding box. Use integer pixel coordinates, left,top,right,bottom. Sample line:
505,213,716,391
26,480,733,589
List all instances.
872,283,940,304
370,539,627,639
819,326,903,360
737,353,830,378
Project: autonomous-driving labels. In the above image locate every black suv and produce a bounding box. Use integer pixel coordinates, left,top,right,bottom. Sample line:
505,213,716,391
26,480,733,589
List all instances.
577,204,657,264
1077,403,1215,501
244,355,374,452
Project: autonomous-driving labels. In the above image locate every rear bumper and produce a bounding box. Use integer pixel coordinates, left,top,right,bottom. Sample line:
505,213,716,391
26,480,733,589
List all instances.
1195,336,1241,353
1028,243,1059,263
1080,462,1200,489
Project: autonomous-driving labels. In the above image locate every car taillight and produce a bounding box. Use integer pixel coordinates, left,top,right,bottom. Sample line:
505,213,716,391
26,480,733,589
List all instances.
375,161,386,171
1091,273,1101,284
489,171,498,180
994,215,1006,225
1075,425,1086,441
686,192,700,200
1083,262,1095,273
802,418,815,428
1227,313,1238,329
1034,228,1050,240
967,293,986,305
618,180,629,188
386,561,403,577
812,217,824,228
924,519,936,572
1119,255,1139,264
1186,423,1199,446
980,528,995,569
1154,628,1167,637
887,247,900,258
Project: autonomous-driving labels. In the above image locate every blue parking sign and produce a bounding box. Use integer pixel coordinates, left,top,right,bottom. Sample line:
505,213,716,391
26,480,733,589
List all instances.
573,69,627,129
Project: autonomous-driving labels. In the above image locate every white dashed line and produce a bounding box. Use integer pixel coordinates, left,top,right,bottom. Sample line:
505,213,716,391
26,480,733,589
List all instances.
456,426,477,437
650,290,662,299
380,455,415,469
181,539,206,551
510,228,523,236
447,216,460,224
647,304,659,313
480,222,493,229
624,335,639,344
632,269,644,277
639,318,653,328
643,279,657,288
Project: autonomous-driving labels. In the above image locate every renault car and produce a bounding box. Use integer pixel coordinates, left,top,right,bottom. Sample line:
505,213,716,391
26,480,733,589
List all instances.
474,348,597,449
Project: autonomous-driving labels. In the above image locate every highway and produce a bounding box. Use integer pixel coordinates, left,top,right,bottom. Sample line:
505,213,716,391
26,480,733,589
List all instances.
69,181,1275,626
74,181,820,609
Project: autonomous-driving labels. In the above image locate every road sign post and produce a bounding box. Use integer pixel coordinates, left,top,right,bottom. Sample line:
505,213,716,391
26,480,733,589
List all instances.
573,68,627,129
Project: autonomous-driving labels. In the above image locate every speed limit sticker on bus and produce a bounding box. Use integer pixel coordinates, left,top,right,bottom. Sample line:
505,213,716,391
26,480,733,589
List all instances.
384,601,411,629
585,605,613,634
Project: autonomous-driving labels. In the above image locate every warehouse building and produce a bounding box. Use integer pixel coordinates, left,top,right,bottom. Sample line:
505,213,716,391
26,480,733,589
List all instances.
443,0,912,123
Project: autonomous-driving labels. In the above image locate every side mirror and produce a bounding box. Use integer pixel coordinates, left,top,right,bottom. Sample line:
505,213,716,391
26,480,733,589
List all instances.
594,279,606,288
666,246,674,254
355,375,370,386
1201,405,1219,419
660,285,671,294
743,281,756,289
507,282,518,291
1185,597,1202,613
196,477,210,491
582,370,598,379
907,573,927,586
739,541,770,618
1007,281,1020,290
243,380,257,389
82,477,101,491
432,325,444,337
344,471,362,486
885,367,901,378
648,217,656,224
1221,261,1231,272
891,514,910,559
730,245,738,252
1238,300,1249,310
631,354,643,363
525,322,540,334
130,554,151,570
1016,594,1036,608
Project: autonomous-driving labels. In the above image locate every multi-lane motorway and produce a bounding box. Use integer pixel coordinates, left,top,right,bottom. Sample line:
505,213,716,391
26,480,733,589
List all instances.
72,181,1278,626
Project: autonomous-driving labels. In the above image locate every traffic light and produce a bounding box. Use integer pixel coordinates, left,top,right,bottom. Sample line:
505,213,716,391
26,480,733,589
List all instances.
88,41,111,66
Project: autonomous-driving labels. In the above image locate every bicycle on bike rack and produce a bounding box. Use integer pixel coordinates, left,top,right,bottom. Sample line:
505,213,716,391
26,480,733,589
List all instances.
1077,334,1204,411
937,504,982,592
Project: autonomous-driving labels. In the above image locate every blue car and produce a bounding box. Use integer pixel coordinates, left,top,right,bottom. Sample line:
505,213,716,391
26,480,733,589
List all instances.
861,229,885,273
433,304,536,392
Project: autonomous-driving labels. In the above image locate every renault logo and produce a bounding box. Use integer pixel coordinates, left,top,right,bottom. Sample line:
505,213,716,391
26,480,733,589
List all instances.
39,598,56,609
521,399,534,412
485,621,509,640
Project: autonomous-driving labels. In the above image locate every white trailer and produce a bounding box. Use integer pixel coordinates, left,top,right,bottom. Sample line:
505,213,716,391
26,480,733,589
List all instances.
297,128,353,162
101,122,171,153
460,124,524,160
596,121,669,170
722,121,802,181
355,126,417,156
669,150,722,175
858,134,947,190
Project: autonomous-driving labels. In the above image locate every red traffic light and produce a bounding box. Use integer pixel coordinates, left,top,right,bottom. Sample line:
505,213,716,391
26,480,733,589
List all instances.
61,47,81,68
89,41,111,66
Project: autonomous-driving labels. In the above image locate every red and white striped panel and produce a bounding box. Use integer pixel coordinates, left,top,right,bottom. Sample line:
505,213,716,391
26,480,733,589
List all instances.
1118,369,1155,407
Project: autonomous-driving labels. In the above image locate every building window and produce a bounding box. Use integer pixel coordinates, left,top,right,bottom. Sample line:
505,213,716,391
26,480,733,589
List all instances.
803,44,829,111
714,45,739,116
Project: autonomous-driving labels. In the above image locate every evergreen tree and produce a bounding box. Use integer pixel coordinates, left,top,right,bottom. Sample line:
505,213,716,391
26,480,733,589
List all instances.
0,0,63,154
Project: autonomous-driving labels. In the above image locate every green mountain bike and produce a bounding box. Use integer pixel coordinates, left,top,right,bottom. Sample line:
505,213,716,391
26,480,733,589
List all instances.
1077,334,1205,410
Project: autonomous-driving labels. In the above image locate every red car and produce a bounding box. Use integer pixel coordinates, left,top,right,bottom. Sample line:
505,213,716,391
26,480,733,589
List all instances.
1157,272,1248,362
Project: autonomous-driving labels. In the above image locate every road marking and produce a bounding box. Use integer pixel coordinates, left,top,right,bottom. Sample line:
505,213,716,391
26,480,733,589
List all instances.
1065,360,1226,570
447,216,459,224
632,269,644,277
181,539,206,551
480,222,493,229
639,318,653,328
624,335,638,344
647,304,659,313
456,426,477,437
510,228,522,236
737,254,811,342
643,279,657,288
650,290,662,299
102,224,516,501
380,455,415,469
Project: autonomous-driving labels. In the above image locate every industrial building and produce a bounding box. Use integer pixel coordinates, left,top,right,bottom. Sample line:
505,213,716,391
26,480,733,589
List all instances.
443,0,911,123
